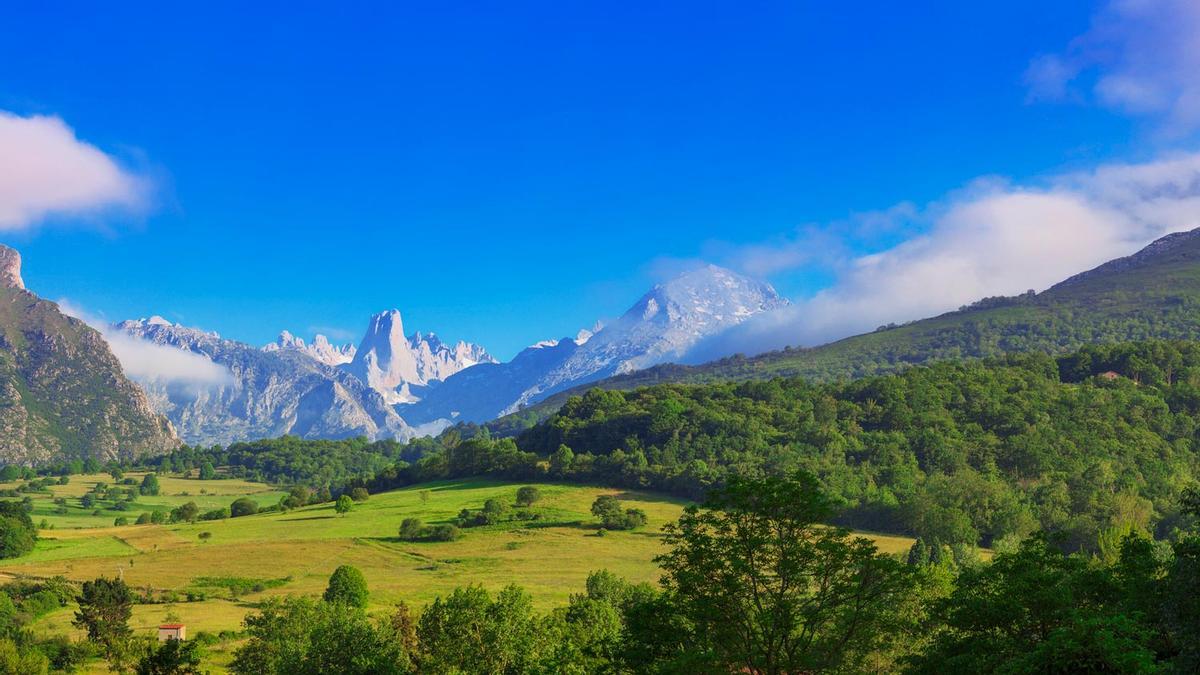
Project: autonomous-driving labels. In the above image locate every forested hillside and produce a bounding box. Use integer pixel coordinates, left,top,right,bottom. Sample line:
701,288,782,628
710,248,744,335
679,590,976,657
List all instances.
386,340,1200,553
507,227,1200,426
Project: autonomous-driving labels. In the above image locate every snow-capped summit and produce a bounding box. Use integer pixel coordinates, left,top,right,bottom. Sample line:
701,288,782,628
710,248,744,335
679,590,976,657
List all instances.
263,330,356,366
402,263,787,423
341,309,495,403
531,264,787,392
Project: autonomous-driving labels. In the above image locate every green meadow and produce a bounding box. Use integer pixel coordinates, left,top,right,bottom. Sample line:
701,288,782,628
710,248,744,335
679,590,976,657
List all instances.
0,472,916,672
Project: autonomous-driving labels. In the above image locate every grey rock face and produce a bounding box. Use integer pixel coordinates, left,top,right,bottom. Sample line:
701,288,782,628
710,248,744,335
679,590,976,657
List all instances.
115,319,411,446
0,245,24,290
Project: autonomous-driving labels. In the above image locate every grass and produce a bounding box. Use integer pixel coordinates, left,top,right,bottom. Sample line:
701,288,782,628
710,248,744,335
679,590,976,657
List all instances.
0,473,917,672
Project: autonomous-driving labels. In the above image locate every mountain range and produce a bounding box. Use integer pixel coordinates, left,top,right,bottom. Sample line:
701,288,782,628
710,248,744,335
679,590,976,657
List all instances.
107,264,786,445
11,226,1200,464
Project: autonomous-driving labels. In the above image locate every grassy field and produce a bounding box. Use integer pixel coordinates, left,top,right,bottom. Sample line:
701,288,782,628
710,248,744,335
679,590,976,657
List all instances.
0,472,917,672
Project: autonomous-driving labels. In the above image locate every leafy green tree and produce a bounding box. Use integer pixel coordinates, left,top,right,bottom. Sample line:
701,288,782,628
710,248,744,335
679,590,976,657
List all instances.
230,497,259,518
0,501,37,559
418,584,543,673
334,495,353,516
0,638,49,674
910,534,1157,673
323,565,368,608
136,637,202,675
657,470,913,673
73,577,133,658
349,487,369,502
139,474,160,496
231,597,410,675
198,462,216,480
515,486,541,507
170,502,199,523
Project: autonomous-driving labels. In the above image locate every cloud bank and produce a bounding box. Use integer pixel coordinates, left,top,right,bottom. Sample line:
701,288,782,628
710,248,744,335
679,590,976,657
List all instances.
0,111,148,231
57,300,233,389
688,152,1200,361
1025,0,1200,135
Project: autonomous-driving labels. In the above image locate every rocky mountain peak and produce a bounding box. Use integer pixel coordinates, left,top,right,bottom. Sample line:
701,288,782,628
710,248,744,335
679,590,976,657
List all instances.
263,329,357,366
0,245,24,290
343,309,494,403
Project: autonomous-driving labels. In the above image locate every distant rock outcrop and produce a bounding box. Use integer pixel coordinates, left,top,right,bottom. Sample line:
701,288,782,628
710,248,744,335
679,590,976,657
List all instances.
263,331,357,366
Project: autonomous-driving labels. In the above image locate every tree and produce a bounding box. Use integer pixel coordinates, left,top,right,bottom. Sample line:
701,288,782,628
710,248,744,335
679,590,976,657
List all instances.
515,486,541,507
418,585,543,673
0,502,37,559
910,534,1157,673
590,495,647,530
334,495,353,516
198,462,216,480
349,487,369,502
139,474,160,496
136,637,202,675
656,470,914,674
323,565,368,608
73,577,133,657
230,497,259,518
170,502,200,523
231,597,411,674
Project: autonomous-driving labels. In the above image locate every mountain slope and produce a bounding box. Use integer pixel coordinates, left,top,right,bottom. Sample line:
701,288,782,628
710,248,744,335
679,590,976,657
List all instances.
0,246,179,465
116,319,411,446
499,227,1200,425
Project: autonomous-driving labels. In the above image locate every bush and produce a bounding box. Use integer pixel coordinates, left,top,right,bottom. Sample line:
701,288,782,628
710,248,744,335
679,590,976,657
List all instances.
114,517,129,527
515,486,541,507
398,518,424,541
427,524,461,542
349,487,369,502
230,497,259,518
136,512,152,525
200,508,229,521
139,474,160,496
0,502,36,559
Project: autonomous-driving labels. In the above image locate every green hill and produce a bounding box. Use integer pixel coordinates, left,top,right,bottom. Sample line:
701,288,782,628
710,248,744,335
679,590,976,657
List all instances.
498,227,1200,428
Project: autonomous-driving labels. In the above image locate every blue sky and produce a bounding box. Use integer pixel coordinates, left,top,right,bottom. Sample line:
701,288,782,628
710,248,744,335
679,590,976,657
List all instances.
2,1,1197,360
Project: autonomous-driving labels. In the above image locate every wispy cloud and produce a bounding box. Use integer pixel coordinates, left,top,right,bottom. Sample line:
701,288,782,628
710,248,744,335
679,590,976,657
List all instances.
0,110,149,231
1025,0,1200,136
57,300,233,389
687,152,1200,361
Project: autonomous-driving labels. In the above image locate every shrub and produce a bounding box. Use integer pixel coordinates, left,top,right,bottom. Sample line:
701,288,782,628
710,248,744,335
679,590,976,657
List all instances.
398,518,424,541
349,487,369,502
200,508,229,521
515,486,541,507
427,524,461,542
113,517,128,527
230,497,259,518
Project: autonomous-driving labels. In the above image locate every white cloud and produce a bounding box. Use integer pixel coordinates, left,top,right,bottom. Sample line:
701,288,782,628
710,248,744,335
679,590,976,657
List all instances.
687,152,1200,360
57,300,233,389
0,111,148,231
1025,0,1200,135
